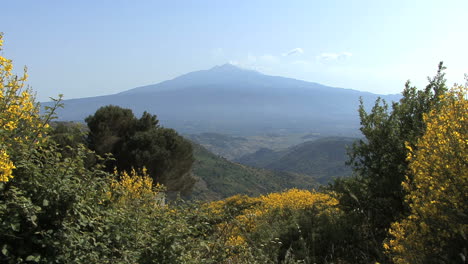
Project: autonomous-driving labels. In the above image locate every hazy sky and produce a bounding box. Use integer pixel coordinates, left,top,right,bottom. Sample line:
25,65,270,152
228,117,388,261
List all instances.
2,0,467,101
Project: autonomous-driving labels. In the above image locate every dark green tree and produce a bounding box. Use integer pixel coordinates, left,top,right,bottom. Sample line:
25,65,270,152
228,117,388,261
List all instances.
85,105,195,195
85,105,137,155
49,122,87,147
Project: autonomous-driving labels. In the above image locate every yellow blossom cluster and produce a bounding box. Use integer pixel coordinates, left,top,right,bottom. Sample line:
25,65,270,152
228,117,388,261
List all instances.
0,33,45,182
208,189,339,247
109,168,165,207
259,188,338,212
209,189,338,217
206,194,257,248
0,149,15,182
385,86,468,263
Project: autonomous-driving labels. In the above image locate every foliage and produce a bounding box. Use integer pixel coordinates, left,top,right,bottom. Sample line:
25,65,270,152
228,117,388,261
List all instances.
109,167,165,207
49,122,87,150
385,86,468,264
85,105,195,194
207,189,343,263
3,33,466,264
0,150,14,182
331,63,449,262
0,33,48,182
48,122,98,168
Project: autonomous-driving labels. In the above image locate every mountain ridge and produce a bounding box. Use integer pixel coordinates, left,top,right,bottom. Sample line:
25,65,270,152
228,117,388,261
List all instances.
43,64,401,136
117,63,396,97
234,137,355,184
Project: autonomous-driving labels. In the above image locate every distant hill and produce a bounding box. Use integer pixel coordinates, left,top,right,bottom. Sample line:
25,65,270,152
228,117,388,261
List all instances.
43,63,400,136
234,147,288,168
235,137,356,184
187,133,250,160
190,143,317,201
187,132,321,160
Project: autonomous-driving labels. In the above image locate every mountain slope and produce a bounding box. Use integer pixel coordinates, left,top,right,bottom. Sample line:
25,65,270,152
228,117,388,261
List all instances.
235,137,356,184
190,143,317,201
44,64,400,136
186,132,320,160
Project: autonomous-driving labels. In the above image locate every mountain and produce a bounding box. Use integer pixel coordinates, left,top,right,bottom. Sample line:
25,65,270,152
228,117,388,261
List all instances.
235,137,356,184
44,63,400,136
190,142,317,201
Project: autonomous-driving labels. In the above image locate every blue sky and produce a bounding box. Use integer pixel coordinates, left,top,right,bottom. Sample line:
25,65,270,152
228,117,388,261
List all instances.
2,0,467,101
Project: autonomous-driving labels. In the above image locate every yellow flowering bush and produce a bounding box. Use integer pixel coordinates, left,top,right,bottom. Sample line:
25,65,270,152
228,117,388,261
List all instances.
109,167,165,208
0,33,47,182
258,188,338,213
385,85,468,264
208,189,339,248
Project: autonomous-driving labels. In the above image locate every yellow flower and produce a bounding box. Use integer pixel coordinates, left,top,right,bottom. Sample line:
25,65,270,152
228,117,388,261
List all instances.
0,149,15,182
0,33,51,182
386,85,468,263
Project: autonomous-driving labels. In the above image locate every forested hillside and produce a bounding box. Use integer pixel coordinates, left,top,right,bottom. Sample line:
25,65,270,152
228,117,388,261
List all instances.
190,143,317,200
235,137,354,184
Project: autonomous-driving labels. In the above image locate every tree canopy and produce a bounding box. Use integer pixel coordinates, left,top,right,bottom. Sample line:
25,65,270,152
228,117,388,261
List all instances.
85,105,195,195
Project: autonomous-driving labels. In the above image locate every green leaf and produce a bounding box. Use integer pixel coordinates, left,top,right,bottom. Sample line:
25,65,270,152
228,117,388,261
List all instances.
10,223,19,232
1,245,8,256
31,215,37,222
26,254,41,262
42,199,49,207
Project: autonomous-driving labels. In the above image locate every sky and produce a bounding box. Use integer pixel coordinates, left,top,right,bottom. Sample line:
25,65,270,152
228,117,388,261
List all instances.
2,0,467,101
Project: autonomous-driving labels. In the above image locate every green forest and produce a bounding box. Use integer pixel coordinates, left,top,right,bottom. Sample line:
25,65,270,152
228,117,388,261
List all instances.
1,34,467,264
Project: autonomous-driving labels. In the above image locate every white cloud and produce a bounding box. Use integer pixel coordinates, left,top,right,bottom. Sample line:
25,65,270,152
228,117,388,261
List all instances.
317,52,352,61
283,48,304,56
